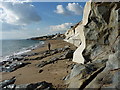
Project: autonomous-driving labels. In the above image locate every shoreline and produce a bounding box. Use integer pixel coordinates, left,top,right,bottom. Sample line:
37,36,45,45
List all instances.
0,40,45,63
1,39,77,88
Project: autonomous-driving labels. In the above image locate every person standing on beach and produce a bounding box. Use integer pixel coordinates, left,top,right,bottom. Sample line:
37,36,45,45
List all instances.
48,43,51,51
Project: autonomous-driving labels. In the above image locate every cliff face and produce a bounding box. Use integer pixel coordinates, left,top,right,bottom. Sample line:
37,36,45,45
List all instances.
65,1,120,89
65,2,120,64
83,2,120,63
64,22,82,47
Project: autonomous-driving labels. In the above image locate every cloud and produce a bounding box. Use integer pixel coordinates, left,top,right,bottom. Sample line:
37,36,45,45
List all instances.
66,3,83,15
0,2,41,25
54,3,83,15
50,23,73,31
54,5,69,15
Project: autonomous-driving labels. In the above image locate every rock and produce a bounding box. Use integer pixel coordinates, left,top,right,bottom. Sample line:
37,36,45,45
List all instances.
37,49,74,68
15,81,53,90
86,53,120,90
65,59,107,88
0,67,2,72
61,50,74,59
106,51,120,70
50,49,58,55
64,2,120,89
85,52,120,89
37,57,58,68
63,74,70,81
37,61,47,68
0,61,7,66
1,62,30,72
1,78,54,90
0,77,16,88
39,69,43,73
3,84,16,90
68,64,85,79
13,56,24,61
35,81,53,90
52,34,65,40
64,1,91,63
26,47,71,61
63,46,70,51
64,22,82,47
15,84,29,89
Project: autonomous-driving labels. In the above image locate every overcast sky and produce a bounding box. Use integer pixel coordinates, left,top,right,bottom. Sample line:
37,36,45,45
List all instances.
0,2,86,39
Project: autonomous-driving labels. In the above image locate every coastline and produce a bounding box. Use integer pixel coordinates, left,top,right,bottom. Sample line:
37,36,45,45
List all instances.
1,39,77,88
1,2,119,89
1,40,45,62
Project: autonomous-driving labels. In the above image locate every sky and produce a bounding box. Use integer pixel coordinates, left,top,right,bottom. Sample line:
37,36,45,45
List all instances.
0,1,86,39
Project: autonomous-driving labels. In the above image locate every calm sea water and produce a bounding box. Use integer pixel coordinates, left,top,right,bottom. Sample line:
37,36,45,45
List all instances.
0,39,44,58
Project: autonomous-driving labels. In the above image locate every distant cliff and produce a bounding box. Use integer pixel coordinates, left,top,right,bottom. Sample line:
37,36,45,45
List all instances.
29,34,65,40
65,1,120,89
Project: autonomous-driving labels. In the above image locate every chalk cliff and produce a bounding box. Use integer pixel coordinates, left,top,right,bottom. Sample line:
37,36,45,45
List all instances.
64,22,82,47
65,1,120,89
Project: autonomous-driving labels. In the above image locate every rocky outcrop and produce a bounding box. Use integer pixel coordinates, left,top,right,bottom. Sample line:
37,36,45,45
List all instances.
83,2,120,63
65,2,120,63
64,22,82,47
85,51,120,89
1,61,30,72
1,77,54,90
37,49,74,68
65,59,107,88
64,1,120,89
25,45,72,61
65,1,92,64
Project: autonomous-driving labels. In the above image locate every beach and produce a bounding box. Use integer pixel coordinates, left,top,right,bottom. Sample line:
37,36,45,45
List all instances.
1,39,77,88
1,1,120,89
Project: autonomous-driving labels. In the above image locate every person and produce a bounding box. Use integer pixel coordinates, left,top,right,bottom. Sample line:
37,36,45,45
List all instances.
48,43,51,51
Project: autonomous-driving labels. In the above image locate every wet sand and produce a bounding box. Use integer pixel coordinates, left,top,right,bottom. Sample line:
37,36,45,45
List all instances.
1,39,77,88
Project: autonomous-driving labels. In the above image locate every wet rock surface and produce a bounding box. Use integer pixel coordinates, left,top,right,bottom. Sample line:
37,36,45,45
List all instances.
1,61,30,72
1,77,54,90
0,77,16,88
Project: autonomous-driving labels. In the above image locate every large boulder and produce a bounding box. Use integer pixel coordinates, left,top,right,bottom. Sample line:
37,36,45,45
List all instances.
65,59,107,88
85,51,120,89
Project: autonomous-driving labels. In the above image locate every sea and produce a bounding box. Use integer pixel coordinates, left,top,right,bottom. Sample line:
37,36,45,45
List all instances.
0,39,44,62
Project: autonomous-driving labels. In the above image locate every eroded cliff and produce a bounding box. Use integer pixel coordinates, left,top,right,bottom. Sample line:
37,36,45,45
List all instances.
65,1,120,89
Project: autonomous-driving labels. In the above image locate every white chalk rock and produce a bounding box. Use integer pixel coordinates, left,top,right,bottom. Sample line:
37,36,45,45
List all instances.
72,2,91,63
73,25,85,64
